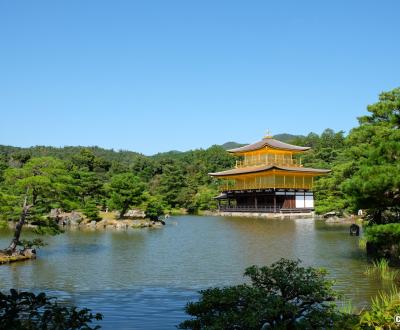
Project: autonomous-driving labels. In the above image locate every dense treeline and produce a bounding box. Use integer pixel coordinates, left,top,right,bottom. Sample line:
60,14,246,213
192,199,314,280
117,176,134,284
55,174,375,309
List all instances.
0,143,236,226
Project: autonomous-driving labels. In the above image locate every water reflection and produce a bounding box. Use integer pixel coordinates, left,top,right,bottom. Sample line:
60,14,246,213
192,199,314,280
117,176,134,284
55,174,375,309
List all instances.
0,216,391,328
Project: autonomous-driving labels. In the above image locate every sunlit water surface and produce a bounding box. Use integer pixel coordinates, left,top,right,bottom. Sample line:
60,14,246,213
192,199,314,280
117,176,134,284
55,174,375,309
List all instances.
0,216,390,329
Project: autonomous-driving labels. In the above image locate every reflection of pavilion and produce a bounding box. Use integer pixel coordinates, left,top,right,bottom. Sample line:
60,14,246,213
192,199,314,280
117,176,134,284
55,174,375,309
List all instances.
209,135,330,213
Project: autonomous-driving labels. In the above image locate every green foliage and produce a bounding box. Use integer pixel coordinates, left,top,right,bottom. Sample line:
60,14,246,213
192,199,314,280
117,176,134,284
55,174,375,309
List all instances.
154,164,186,208
4,157,77,216
145,196,165,221
73,171,104,204
17,238,47,250
0,289,102,329
33,218,64,236
179,259,343,330
82,199,101,222
365,223,400,244
107,173,145,218
358,237,367,250
0,155,8,183
0,220,8,230
364,259,399,281
193,186,219,211
0,139,236,215
358,286,400,330
72,149,111,172
0,191,20,221
179,259,400,329
341,88,400,224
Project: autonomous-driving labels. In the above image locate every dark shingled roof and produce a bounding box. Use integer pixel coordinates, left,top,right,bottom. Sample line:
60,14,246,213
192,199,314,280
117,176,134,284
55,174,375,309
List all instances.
228,138,310,153
209,165,331,177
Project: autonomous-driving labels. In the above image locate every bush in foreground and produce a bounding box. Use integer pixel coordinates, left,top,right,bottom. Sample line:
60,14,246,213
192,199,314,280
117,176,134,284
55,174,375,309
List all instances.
179,259,356,329
179,258,400,329
0,289,102,330
365,224,400,265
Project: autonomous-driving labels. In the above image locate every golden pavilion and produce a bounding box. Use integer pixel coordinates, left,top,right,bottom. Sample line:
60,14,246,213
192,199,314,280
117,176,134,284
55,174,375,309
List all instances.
209,135,330,213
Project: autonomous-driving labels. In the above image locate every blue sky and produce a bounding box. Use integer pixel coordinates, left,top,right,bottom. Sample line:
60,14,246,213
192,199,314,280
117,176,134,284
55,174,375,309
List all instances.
1,1,399,155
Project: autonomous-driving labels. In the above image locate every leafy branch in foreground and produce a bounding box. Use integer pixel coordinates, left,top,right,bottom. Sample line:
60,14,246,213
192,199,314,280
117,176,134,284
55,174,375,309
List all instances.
0,289,102,330
179,259,356,330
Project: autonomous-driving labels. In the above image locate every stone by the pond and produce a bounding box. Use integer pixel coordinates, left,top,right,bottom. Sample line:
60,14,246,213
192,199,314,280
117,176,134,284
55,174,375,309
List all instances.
120,209,146,219
49,208,61,219
323,211,340,219
116,222,128,230
49,209,82,225
22,248,37,258
51,211,83,226
68,212,83,226
79,218,161,230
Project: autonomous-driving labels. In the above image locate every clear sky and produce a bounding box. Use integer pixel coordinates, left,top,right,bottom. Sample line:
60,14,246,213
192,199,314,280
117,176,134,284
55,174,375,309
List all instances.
1,1,399,155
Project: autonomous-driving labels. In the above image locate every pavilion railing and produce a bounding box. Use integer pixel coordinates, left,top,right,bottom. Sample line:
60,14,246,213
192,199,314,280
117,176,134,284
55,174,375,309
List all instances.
218,205,314,213
219,205,276,213
219,181,313,192
235,158,302,168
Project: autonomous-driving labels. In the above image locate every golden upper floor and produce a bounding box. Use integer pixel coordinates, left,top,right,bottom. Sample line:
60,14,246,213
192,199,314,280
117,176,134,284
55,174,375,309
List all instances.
228,136,309,168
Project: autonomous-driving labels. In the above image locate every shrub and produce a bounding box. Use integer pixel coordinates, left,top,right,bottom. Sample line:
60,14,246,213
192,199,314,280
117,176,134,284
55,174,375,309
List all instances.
0,289,102,329
365,224,400,244
358,286,400,329
145,197,165,221
17,238,47,250
178,259,352,329
82,200,101,222
364,259,399,281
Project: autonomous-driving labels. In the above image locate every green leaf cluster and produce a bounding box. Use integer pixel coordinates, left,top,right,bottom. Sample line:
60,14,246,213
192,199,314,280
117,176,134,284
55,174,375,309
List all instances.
179,259,356,330
0,289,102,329
364,223,400,244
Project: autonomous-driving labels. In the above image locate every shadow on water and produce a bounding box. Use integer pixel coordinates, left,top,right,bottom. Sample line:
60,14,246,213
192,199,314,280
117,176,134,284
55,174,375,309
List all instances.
0,216,392,329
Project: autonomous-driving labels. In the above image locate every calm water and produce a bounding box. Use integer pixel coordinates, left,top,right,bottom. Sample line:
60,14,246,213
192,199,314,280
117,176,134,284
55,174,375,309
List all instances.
0,216,390,329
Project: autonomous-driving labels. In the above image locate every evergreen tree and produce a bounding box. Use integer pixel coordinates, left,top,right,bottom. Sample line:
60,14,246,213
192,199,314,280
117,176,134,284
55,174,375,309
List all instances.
341,88,400,223
107,173,146,218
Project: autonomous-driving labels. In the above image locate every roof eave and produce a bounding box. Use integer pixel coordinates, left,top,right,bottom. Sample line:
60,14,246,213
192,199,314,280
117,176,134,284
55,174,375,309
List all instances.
228,147,310,154
208,166,331,177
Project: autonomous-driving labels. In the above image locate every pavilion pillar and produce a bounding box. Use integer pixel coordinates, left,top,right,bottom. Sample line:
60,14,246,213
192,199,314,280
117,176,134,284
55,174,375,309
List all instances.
255,195,258,210
273,192,277,213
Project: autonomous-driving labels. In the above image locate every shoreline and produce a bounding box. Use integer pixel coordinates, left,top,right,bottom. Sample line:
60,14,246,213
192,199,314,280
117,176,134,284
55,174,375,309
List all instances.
200,210,360,224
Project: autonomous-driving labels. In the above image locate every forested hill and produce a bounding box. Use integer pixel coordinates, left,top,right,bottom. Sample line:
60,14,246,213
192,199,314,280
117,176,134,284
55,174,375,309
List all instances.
0,132,303,162
273,134,306,143
0,145,141,165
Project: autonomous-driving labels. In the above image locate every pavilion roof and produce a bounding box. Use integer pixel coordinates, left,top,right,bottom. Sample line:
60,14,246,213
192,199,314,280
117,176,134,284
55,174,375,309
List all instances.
209,165,331,177
228,137,310,153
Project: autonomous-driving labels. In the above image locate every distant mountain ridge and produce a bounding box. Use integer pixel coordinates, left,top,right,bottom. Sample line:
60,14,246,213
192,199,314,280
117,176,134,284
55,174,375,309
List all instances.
273,133,305,143
219,142,247,150
0,134,306,161
218,134,306,150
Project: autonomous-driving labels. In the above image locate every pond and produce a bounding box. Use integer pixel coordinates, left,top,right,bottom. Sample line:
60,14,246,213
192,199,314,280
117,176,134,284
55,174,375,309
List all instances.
0,216,390,329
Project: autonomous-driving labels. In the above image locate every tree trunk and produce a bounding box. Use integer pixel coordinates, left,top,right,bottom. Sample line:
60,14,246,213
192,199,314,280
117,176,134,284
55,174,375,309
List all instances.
6,193,32,254
119,204,129,219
